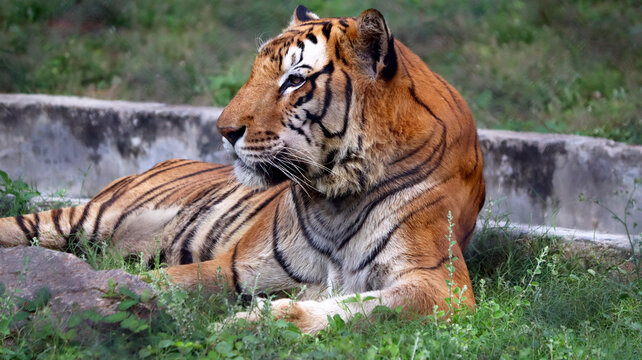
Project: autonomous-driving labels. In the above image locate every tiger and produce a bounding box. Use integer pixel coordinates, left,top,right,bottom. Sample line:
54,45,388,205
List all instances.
0,6,485,333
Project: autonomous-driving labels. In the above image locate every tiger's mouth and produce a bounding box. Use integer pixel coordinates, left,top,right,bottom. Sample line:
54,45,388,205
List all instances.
236,158,289,186
234,154,307,189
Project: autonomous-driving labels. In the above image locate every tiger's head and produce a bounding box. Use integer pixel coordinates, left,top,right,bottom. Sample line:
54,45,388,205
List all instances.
217,6,464,198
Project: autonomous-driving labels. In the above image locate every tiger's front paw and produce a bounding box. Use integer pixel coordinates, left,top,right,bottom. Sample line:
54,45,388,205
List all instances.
235,298,329,334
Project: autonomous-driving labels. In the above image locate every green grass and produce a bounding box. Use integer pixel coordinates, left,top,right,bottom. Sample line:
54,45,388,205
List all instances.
1,223,640,359
0,0,640,143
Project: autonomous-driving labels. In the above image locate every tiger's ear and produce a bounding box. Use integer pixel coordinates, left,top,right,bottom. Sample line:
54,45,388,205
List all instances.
290,5,320,26
355,9,397,81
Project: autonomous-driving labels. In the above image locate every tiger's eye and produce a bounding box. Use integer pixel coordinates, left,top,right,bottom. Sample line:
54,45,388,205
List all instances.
288,74,304,85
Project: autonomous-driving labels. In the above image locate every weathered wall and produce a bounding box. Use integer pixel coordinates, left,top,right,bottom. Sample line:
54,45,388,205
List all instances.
478,130,641,234
1,94,640,234
0,94,228,196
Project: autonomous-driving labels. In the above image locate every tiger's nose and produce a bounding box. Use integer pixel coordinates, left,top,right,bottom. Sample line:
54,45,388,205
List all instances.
219,126,246,147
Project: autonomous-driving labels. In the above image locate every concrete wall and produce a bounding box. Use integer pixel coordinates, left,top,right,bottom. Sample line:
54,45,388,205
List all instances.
0,94,228,196
479,130,641,234
1,94,640,235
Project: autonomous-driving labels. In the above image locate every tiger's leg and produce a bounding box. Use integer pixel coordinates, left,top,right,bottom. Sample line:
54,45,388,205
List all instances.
0,203,178,259
160,252,236,293
238,245,474,333
0,205,89,249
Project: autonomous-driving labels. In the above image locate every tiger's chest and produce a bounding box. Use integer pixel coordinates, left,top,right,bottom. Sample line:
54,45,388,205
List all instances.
277,189,413,294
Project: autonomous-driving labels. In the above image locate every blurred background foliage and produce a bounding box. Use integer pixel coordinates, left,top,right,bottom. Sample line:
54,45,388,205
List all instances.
0,0,640,143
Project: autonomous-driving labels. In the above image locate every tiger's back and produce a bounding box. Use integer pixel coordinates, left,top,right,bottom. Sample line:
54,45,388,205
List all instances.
0,160,288,268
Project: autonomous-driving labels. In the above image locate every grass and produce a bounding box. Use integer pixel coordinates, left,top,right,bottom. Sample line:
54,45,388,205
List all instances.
1,219,640,359
1,173,641,359
0,0,640,144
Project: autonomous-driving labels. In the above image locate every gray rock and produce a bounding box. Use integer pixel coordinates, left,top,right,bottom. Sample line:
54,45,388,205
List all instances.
0,246,155,320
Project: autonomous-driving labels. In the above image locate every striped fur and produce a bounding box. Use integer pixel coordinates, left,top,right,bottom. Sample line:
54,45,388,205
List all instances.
0,6,485,333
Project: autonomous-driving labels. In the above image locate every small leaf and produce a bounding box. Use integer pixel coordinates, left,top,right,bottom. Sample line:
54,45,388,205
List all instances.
138,348,152,358
140,289,153,303
282,329,301,341
82,310,104,322
121,315,145,332
117,298,139,310
587,269,596,276
216,341,233,355
33,287,51,308
12,311,30,323
103,311,128,323
118,286,140,300
67,314,83,328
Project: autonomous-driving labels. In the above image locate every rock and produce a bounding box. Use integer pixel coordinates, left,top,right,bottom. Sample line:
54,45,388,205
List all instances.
0,246,155,322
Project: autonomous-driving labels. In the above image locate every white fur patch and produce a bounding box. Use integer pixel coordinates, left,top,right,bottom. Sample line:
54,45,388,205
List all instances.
279,38,327,95
112,206,181,255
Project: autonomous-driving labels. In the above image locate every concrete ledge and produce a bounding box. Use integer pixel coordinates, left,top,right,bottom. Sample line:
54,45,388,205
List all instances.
478,221,635,255
1,94,640,236
478,129,641,234
0,94,228,196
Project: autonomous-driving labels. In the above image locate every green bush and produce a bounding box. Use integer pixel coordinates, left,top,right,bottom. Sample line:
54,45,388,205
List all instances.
0,170,40,217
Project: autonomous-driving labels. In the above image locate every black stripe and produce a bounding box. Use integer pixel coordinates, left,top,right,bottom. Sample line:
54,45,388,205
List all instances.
51,208,64,235
380,36,398,81
14,215,31,240
460,222,476,249
199,190,260,261
152,176,221,209
352,195,445,273
298,63,351,140
169,184,231,249
393,256,450,280
32,213,40,241
224,186,287,241
390,131,435,165
231,241,242,294
284,120,312,144
290,186,340,264
334,141,446,251
109,166,226,238
131,160,199,187
176,185,241,264
294,61,334,107
92,175,133,201
432,72,465,117
306,33,317,44
272,203,323,284
67,202,93,248
321,23,332,39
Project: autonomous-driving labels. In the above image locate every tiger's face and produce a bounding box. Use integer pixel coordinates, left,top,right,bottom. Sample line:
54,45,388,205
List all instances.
217,6,398,197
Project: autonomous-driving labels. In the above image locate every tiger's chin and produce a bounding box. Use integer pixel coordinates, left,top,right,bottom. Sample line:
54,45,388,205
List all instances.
233,159,289,190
